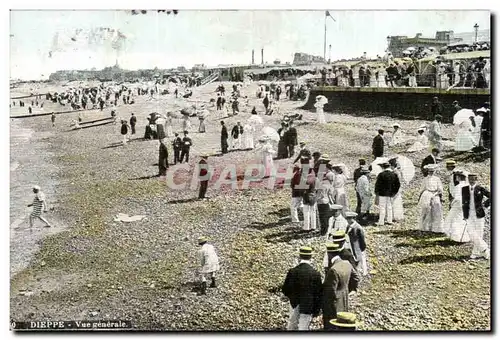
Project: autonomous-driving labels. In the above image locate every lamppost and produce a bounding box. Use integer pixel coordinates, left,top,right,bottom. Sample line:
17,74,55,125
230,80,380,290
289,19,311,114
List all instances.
474,23,479,43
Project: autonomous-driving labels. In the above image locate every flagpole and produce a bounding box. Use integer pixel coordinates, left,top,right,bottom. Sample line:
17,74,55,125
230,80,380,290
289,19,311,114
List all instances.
323,14,327,62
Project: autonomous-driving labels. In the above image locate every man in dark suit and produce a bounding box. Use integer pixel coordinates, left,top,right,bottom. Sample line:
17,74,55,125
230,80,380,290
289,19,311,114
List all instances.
375,161,400,226
285,121,298,158
198,155,210,199
158,138,169,177
462,173,490,260
130,113,137,135
353,159,367,214
282,246,323,330
220,121,229,154
445,160,459,207
322,243,360,330
372,129,385,159
329,231,357,268
293,142,311,164
180,131,192,163
421,148,440,177
172,133,182,164
231,122,244,150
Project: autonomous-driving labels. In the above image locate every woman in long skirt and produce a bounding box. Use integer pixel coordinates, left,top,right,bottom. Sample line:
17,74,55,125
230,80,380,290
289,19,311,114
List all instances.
198,117,206,133
243,123,255,149
332,165,349,216
182,115,192,132
444,171,470,242
165,113,174,137
417,165,444,233
389,158,405,222
302,169,319,231
261,139,276,178
454,119,476,152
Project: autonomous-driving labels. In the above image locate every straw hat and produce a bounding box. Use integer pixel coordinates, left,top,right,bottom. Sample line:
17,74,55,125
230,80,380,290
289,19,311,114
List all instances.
329,312,360,328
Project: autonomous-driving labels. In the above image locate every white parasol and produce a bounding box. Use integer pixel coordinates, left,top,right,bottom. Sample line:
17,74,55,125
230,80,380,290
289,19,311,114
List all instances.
370,157,389,176
247,115,264,126
395,155,415,184
260,126,280,143
453,109,475,126
315,95,328,105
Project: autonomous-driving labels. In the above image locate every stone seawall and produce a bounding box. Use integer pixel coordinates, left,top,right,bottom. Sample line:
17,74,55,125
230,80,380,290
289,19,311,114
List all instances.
303,87,491,123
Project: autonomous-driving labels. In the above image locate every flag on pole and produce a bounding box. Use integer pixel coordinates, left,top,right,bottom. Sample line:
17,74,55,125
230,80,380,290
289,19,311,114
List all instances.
325,10,336,22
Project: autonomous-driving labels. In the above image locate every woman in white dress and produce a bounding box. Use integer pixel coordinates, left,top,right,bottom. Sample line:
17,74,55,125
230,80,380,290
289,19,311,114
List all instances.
389,158,405,222
417,164,444,233
261,139,277,178
243,123,255,149
332,165,349,216
443,171,470,243
454,118,476,152
390,123,405,146
182,115,192,132
164,112,174,138
472,111,484,146
377,66,387,88
408,127,429,152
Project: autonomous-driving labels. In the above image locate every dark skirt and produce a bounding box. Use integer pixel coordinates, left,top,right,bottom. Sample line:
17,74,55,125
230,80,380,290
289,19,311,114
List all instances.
156,124,166,140
277,140,287,159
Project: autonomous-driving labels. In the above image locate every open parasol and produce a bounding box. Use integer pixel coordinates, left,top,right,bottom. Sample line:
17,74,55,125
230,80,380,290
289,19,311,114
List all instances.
260,126,280,143
453,109,475,126
370,157,389,176
247,115,264,126
395,155,415,184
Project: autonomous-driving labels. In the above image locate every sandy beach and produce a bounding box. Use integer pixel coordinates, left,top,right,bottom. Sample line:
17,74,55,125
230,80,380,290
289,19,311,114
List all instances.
10,81,490,330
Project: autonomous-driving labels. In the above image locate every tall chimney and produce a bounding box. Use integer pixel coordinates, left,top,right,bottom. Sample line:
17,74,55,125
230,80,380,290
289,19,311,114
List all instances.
261,49,264,65
252,50,255,64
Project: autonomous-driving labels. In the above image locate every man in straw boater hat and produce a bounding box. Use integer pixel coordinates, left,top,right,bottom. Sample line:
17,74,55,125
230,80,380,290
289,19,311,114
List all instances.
374,160,400,226
461,173,490,260
327,204,347,236
329,312,361,331
323,233,356,274
282,246,323,330
356,166,373,225
197,236,220,295
27,185,52,230
322,243,360,331
197,154,210,199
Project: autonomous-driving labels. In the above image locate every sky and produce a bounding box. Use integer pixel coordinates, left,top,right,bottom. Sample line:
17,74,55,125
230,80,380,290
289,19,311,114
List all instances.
9,10,490,80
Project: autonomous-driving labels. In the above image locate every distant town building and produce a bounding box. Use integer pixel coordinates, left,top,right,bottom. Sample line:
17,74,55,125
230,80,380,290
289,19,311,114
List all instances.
387,31,461,57
293,52,325,66
453,29,490,44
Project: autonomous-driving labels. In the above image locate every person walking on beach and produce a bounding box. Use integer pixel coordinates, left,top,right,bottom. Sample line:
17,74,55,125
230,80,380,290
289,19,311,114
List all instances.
198,155,210,199
462,173,490,260
375,161,400,226
28,185,52,230
158,138,169,178
130,113,137,135
172,133,182,164
197,236,220,295
231,122,244,150
220,121,229,154
180,131,193,163
372,129,385,159
282,246,323,331
51,113,56,127
120,120,130,145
